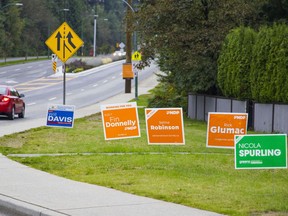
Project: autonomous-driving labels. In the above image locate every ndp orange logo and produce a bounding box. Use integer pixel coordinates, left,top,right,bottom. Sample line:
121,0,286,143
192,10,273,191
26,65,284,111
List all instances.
145,108,185,145
101,102,140,140
207,112,248,148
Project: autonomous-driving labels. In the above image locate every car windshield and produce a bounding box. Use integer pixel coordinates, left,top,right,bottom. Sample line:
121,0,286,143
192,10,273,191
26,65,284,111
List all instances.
0,87,6,95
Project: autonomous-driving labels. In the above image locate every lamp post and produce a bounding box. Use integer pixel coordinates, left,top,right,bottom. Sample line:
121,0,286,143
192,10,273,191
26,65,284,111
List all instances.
122,0,135,13
93,16,108,57
0,3,23,10
60,8,69,22
93,14,98,57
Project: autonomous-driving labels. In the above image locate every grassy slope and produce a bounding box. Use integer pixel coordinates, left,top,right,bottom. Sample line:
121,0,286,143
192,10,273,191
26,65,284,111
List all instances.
0,95,287,216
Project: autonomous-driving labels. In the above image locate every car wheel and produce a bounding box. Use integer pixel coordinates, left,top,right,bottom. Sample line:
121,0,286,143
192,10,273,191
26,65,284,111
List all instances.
19,106,25,118
8,106,15,120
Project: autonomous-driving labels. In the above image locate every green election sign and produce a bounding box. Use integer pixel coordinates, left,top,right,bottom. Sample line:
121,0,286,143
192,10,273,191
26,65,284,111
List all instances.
235,134,287,169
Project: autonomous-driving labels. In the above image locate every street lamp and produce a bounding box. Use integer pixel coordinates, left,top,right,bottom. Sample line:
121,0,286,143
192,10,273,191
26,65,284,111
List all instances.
59,8,69,21
122,0,135,13
93,14,98,57
93,16,108,57
0,3,23,10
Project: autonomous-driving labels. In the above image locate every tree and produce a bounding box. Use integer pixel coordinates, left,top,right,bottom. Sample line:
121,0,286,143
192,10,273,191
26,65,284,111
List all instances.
0,0,24,58
134,0,266,97
261,0,288,22
217,26,256,99
20,0,57,57
250,23,288,103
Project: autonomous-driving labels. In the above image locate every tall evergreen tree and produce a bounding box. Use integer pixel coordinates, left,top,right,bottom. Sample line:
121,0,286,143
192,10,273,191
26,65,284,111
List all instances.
218,26,256,99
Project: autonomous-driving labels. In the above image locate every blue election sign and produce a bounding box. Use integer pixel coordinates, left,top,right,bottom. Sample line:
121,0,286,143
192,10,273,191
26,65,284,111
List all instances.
46,105,75,128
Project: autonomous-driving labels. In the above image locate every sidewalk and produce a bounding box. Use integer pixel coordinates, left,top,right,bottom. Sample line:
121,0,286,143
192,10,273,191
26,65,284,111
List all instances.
0,73,224,216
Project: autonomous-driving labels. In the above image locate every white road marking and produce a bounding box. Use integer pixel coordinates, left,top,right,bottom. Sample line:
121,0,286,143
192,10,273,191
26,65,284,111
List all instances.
112,76,116,79
81,89,85,91
93,84,98,87
67,92,72,96
15,69,21,71
49,97,56,101
103,80,108,83
27,103,36,106
5,80,18,84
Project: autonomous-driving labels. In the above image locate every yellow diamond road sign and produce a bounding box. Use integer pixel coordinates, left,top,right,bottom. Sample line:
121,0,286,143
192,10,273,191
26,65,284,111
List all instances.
45,22,83,63
132,51,142,61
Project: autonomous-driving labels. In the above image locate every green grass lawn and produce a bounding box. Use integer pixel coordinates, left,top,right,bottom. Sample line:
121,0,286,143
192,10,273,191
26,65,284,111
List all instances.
0,95,287,216
0,57,48,67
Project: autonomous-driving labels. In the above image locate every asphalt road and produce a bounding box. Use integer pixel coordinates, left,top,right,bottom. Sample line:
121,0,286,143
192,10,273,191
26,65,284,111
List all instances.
0,59,157,127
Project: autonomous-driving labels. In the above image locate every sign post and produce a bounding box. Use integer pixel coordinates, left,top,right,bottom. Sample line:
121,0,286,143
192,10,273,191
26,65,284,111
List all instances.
235,134,287,169
45,22,83,105
132,51,142,100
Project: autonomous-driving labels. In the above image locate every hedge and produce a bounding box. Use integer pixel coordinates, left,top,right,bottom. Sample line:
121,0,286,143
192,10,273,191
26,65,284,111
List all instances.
217,23,288,103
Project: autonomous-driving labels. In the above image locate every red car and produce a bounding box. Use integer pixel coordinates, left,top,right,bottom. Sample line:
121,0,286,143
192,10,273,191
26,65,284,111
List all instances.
0,85,25,120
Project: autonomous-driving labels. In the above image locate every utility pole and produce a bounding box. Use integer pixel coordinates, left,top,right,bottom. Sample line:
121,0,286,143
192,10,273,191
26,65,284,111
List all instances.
124,0,133,93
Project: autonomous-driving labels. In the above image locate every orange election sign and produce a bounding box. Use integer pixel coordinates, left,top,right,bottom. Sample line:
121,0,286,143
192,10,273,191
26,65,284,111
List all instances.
122,63,134,79
206,112,248,148
101,102,140,140
145,108,185,145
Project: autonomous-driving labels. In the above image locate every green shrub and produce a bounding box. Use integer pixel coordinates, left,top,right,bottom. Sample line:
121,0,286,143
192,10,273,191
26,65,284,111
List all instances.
218,23,288,103
148,82,187,113
250,23,288,103
217,26,256,99
66,59,93,73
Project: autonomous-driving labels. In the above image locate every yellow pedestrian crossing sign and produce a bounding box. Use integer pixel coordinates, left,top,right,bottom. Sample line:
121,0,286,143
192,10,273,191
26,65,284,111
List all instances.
45,22,83,63
132,51,142,61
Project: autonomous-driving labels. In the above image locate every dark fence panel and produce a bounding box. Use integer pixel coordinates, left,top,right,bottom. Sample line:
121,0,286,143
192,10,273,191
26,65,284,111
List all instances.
188,94,248,121
188,94,288,134
274,104,288,133
188,94,196,119
216,98,232,112
253,103,273,133
205,96,216,121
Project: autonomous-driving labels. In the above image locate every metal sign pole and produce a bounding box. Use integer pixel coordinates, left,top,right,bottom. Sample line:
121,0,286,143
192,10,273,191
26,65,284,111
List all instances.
135,71,138,100
133,63,138,100
63,63,66,105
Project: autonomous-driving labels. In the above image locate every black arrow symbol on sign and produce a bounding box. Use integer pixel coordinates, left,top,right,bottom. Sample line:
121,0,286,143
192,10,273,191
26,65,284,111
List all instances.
55,32,62,51
67,32,76,49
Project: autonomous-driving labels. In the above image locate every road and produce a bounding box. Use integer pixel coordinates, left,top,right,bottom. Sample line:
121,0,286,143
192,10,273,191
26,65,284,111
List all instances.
0,59,158,215
0,59,157,128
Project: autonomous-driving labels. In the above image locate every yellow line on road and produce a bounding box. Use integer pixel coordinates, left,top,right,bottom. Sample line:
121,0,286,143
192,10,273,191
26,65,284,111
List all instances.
15,76,75,93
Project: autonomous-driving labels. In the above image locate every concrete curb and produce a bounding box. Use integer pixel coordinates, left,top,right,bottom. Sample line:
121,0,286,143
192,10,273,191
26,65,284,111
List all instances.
0,70,226,216
0,194,67,216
